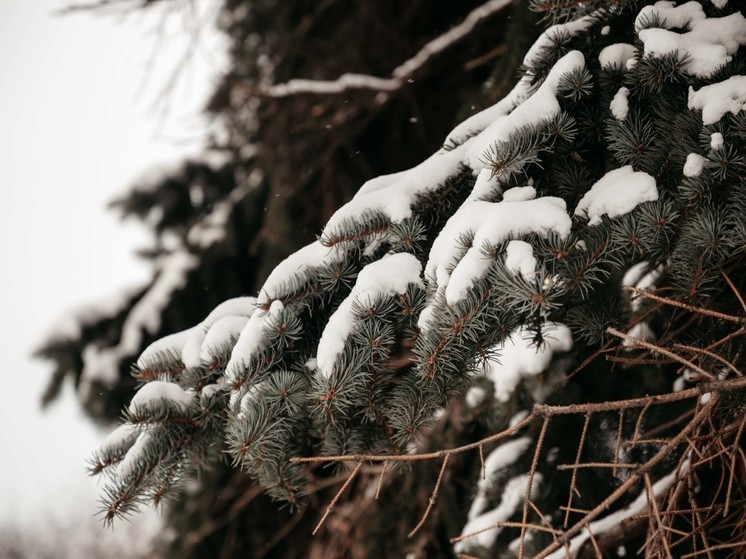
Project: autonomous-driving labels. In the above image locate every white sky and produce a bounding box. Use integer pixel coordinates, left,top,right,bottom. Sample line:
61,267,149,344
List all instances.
0,0,225,551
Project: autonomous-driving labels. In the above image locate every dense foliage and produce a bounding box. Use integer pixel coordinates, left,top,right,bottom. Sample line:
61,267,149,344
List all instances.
42,0,746,557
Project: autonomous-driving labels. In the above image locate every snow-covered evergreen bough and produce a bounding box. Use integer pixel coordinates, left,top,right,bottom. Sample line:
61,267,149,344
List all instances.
93,1,746,556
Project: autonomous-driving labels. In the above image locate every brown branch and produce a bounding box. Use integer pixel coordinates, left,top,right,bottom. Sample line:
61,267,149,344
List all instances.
534,397,718,559
313,462,363,535
626,286,743,324
644,473,673,559
519,416,549,558
564,412,591,528
450,521,561,545
674,343,743,378
407,454,450,538
721,270,746,314
724,412,746,516
607,327,714,380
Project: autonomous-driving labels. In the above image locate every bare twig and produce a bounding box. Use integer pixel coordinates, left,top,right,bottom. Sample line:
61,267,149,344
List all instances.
313,462,363,535
564,413,591,528
519,416,549,558
626,286,743,325
534,397,717,559
258,0,514,97
608,327,714,380
408,454,450,538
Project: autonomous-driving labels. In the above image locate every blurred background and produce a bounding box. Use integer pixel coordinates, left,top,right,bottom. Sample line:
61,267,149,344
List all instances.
0,1,535,556
0,0,225,555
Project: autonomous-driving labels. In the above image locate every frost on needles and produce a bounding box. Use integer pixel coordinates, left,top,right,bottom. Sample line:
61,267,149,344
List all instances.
92,1,746,556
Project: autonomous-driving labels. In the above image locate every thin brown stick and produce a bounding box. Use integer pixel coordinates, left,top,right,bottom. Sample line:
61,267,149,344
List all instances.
633,398,655,445
614,408,625,477
674,343,743,378
721,270,746,314
724,412,746,515
291,411,535,463
375,460,388,500
627,286,743,324
640,409,695,439
407,454,450,538
450,521,562,544
519,416,549,559
313,462,363,535
608,327,714,380
680,540,746,559
557,462,639,471
564,412,591,528
479,444,486,480
291,377,746,466
644,473,673,559
585,521,603,557
534,397,717,559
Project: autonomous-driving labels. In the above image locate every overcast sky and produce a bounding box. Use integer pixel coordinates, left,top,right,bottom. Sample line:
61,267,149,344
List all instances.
0,0,225,549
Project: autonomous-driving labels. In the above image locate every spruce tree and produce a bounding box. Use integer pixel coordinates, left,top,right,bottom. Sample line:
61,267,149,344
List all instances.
44,0,746,557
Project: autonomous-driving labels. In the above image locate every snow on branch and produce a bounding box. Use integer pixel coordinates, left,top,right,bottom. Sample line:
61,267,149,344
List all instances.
81,251,198,387
260,0,514,97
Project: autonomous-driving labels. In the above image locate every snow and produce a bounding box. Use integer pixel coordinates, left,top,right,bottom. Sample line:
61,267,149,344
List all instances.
610,87,630,120
545,466,685,558
598,44,637,69
187,185,252,248
623,322,655,347
455,473,542,553
509,410,530,428
129,380,193,413
623,261,663,310
118,431,152,480
257,241,342,306
81,251,198,385
636,4,746,78
226,300,285,382
239,380,267,413
465,384,489,408
181,297,257,368
99,423,138,453
264,73,400,96
201,383,223,399
465,51,586,171
484,323,573,403
323,49,585,237
467,437,532,520
502,185,536,202
356,169,413,197
41,283,145,344
137,326,198,369
392,0,514,79
200,315,250,363
426,196,571,305
316,253,423,377
601,25,611,36
575,166,658,226
464,167,501,204
445,75,533,148
523,17,594,69
711,132,724,150
688,76,746,125
262,0,514,97
623,261,652,288
710,0,728,7
635,1,705,32
683,153,708,177
505,240,537,281
324,146,465,229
